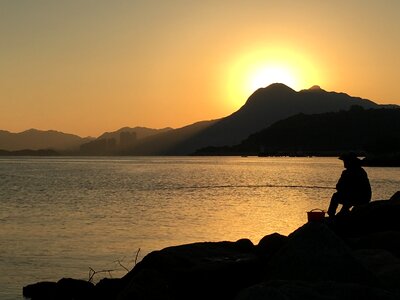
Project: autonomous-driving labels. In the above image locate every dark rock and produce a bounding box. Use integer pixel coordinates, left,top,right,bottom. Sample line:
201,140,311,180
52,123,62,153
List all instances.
118,241,261,300
347,231,400,258
335,199,400,237
23,281,57,300
235,280,400,300
264,222,377,285
390,191,400,202
95,278,125,300
117,269,170,300
256,233,288,257
354,249,400,290
56,278,94,299
234,238,255,252
23,278,94,300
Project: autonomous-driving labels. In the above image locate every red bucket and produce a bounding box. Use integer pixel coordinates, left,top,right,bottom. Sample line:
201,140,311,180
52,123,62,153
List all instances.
307,209,326,222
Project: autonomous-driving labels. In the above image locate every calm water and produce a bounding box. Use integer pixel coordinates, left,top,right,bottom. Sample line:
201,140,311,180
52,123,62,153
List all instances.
1,156,399,300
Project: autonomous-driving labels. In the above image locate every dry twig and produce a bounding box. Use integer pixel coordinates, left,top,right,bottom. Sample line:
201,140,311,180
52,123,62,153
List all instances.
88,267,115,283
134,248,141,266
87,248,141,282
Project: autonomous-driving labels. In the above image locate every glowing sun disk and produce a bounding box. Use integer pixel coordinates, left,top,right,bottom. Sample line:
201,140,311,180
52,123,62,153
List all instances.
224,46,321,109
248,66,298,92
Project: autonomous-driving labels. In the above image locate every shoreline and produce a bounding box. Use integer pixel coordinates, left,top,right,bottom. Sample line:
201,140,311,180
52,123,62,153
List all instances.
23,193,400,300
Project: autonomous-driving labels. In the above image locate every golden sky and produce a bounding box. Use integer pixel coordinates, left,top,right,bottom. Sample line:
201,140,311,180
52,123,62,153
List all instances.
1,1,400,137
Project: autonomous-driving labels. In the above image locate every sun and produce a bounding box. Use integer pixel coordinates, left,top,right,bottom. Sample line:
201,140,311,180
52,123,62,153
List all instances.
223,46,321,109
247,64,298,93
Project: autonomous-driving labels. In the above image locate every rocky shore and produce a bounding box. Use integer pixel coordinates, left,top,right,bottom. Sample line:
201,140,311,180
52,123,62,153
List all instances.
23,192,400,300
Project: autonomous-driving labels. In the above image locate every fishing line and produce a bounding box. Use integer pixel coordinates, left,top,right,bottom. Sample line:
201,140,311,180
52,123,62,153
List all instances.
152,184,335,191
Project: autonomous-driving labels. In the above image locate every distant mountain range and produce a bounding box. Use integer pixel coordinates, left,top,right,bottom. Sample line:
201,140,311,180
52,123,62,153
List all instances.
1,83,398,155
97,126,172,142
0,129,92,151
0,127,172,154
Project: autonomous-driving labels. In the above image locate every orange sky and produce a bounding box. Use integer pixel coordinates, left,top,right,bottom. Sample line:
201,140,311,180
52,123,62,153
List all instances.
1,1,400,137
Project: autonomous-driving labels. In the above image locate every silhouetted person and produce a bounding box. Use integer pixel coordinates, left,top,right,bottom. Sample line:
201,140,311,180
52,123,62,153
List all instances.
328,153,371,217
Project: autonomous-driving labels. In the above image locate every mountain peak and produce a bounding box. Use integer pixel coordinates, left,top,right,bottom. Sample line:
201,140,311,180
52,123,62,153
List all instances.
264,83,296,92
24,128,40,133
300,85,326,93
248,83,296,100
22,128,64,135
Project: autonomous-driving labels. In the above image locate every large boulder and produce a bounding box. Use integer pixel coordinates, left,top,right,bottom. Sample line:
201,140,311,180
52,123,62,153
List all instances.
23,278,94,300
23,281,57,300
332,198,400,237
263,222,377,286
255,233,288,258
117,239,260,300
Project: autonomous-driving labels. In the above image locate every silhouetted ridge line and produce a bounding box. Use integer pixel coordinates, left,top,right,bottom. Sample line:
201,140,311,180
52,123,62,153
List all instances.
128,83,381,155
0,129,92,151
195,106,400,156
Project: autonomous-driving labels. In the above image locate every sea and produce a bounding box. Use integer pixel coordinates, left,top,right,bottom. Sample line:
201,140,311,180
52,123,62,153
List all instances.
1,156,399,300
